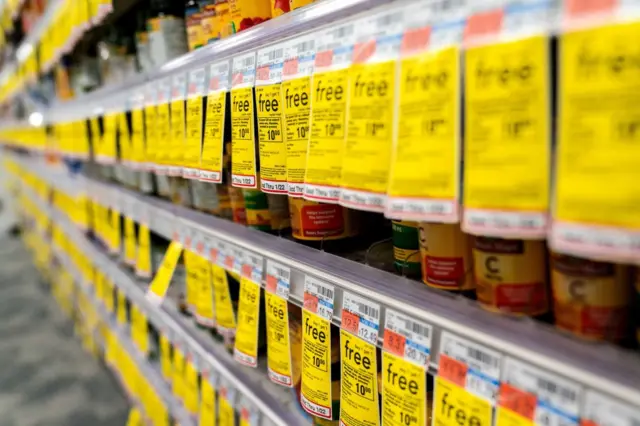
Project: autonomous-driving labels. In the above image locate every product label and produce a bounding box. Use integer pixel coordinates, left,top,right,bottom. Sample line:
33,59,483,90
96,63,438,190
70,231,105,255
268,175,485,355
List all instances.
282,77,311,197
124,216,136,266
551,21,640,262
200,60,230,183
301,309,333,419
155,78,172,172
256,83,287,193
231,52,258,188
196,257,215,328
383,309,432,368
497,357,581,426
212,264,236,336
581,390,640,426
199,372,217,426
184,67,206,178
170,73,188,173
234,277,261,367
265,291,293,386
146,241,183,304
382,351,426,426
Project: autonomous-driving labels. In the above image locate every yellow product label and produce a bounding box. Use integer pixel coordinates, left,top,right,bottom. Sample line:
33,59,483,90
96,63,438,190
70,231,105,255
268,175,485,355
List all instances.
136,224,151,278
234,277,261,366
265,292,293,386
196,259,215,326
124,217,137,265
144,106,158,165
102,113,117,160
109,208,120,252
131,109,145,164
339,330,379,426
219,394,236,426
104,279,115,313
388,47,459,207
186,96,204,171
301,309,333,419
117,290,127,325
173,347,186,403
184,250,199,313
119,113,132,162
382,351,426,426
464,36,549,212
185,358,200,415
282,77,311,196
170,99,187,168
256,84,287,192
306,69,348,201
75,120,90,157
156,103,171,166
496,407,533,426
126,407,142,426
231,87,258,188
556,21,640,228
213,264,237,331
200,378,217,426
342,61,396,202
201,91,226,180
147,242,183,302
433,376,493,426
160,334,173,382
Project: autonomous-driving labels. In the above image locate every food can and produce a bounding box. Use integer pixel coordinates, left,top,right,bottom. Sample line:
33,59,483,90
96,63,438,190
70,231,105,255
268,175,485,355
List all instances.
289,198,357,242
552,253,630,342
419,223,474,291
473,237,548,316
391,220,421,278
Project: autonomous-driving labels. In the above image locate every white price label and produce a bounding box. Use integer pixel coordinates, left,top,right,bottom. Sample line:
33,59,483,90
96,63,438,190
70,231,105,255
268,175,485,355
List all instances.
231,52,257,88
314,22,356,70
265,260,290,299
188,67,207,98
383,309,432,368
208,60,231,93
582,390,640,426
303,276,334,320
283,35,316,79
256,44,285,85
242,251,264,283
341,292,380,345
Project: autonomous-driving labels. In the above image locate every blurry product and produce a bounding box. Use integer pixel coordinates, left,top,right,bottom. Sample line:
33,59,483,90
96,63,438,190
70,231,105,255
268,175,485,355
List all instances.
228,185,247,225
169,177,193,207
552,253,630,342
636,269,640,347
267,194,291,231
156,174,172,198
55,64,74,101
242,189,290,232
148,0,189,66
228,0,271,34
419,223,474,293
190,180,221,213
290,0,314,10
289,198,358,243
290,304,304,407
271,0,290,17
391,220,421,278
216,0,232,39
135,7,153,73
215,184,233,219
473,237,548,316
199,0,220,44
185,0,204,51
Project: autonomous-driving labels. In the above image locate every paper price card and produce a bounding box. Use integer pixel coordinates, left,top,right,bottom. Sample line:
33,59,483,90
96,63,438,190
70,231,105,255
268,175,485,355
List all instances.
242,251,264,284
304,22,356,203
159,331,173,382
301,276,335,419
135,224,151,279
184,249,199,315
104,278,115,314
144,82,158,168
172,343,187,404
146,241,183,305
170,72,188,174
463,35,550,239
200,369,217,426
341,292,380,345
126,407,142,426
219,379,237,426
124,216,137,266
100,113,118,164
231,52,258,189
184,353,200,415
581,390,640,426
234,276,261,367
282,35,315,197
196,257,215,328
155,78,172,173
213,264,237,337
256,44,287,194
551,21,640,263
116,289,127,326
200,60,230,183
265,261,292,386
184,67,206,179
497,357,581,426
434,332,502,426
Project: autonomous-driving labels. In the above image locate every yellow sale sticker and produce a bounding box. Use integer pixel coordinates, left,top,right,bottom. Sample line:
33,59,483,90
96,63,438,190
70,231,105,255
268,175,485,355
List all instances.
144,106,158,166
219,393,236,426
463,36,550,238
126,407,142,426
265,291,293,386
131,109,145,165
341,61,396,212
433,376,493,426
256,84,287,193
382,351,426,426
146,242,183,304
170,99,186,170
109,209,120,253
496,406,534,426
184,357,200,415
184,250,199,314
160,334,173,383
156,103,171,168
200,91,226,182
135,224,151,278
387,46,459,222
282,77,311,197
200,376,217,426
117,290,127,325
172,346,186,403
339,329,379,426
124,217,136,265
196,258,215,327
305,69,348,203
234,277,261,367
101,113,117,162
301,309,333,419
185,96,204,176
212,264,237,334
231,87,258,188
119,113,132,162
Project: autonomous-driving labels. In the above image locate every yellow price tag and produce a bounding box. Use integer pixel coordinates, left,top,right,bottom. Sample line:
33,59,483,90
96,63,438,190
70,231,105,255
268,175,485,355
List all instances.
146,242,183,304
116,290,127,326
381,351,427,426
200,90,226,182
185,95,204,174
184,356,200,415
101,113,117,162
173,345,187,403
144,103,158,166
131,108,145,165
124,216,137,266
282,77,311,197
233,277,261,367
230,87,258,188
170,98,187,170
212,265,236,335
200,375,217,426
433,376,493,426
256,83,287,193
219,392,236,426
184,250,199,314
300,310,334,419
109,208,121,254
265,291,293,386
160,334,173,383
103,278,115,313
136,224,151,278
119,113,132,163
126,407,142,426
196,258,215,328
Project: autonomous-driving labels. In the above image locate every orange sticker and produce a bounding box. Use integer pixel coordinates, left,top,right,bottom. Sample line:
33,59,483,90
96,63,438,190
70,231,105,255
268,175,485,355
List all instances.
438,354,467,387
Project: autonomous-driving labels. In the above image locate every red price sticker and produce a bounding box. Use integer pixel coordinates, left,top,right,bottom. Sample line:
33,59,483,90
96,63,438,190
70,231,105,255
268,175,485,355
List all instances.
283,59,298,77
314,51,333,68
464,8,504,43
241,263,252,278
353,41,376,64
256,66,270,82
383,329,406,357
401,27,431,55
265,275,277,293
439,354,467,388
498,382,536,420
566,0,616,18
224,255,234,270
196,241,204,256
303,293,319,313
341,310,359,335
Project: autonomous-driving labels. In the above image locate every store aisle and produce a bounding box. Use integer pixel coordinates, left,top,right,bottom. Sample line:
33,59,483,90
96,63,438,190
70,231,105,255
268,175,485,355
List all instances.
0,235,129,426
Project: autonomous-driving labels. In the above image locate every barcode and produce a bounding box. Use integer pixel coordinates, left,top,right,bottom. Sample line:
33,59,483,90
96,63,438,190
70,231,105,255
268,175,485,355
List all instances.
354,302,379,320
295,40,315,54
273,266,289,280
190,69,205,82
330,25,354,39
217,63,229,74
267,48,283,61
537,378,577,403
376,11,403,28
467,347,499,368
403,319,430,339
315,285,333,301
433,0,465,13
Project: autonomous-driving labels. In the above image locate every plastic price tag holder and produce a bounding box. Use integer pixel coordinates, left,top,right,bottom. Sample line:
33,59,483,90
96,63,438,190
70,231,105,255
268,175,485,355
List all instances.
129,90,145,170
300,275,335,419
550,18,640,263
581,390,640,426
234,260,262,367
385,1,465,223
230,51,258,189
184,66,207,180
199,59,230,183
339,6,405,213
497,357,581,426
255,42,287,194
281,34,316,198
218,376,237,426
561,0,634,31
339,292,381,426
264,261,293,387
212,260,237,339
145,241,183,305
155,77,173,175
200,366,218,426
143,81,159,170
241,250,264,284
184,350,200,415
169,72,188,176
172,339,187,404
231,245,244,276
304,22,356,204
383,309,432,368
239,396,260,426
436,332,502,426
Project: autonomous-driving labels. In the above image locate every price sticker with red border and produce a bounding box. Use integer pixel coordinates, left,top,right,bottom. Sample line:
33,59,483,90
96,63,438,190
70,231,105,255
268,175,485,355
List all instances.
383,309,432,368
341,292,380,345
497,357,581,426
241,251,264,284
580,390,640,426
265,260,290,299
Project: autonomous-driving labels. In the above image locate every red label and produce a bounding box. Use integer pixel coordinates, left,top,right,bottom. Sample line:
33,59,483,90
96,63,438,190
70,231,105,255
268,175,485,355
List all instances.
209,248,218,263
303,293,319,313
300,204,344,238
224,255,234,269
383,329,406,357
341,310,359,335
196,241,204,255
498,382,536,420
401,27,431,55
464,9,504,42
256,66,270,82
315,50,333,68
265,275,278,293
209,78,219,91
439,354,467,387
353,41,376,64
283,59,298,77
424,255,465,288
581,420,599,426
185,236,192,249
241,263,252,278
232,73,243,87
494,282,548,314
565,0,616,17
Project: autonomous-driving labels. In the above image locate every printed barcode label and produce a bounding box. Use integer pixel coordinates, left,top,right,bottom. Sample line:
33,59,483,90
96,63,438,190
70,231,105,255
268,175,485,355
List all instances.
209,60,231,92
537,378,577,403
266,260,290,299
315,284,332,300
267,48,283,60
376,10,404,28
216,62,229,74
303,276,335,320
331,25,354,39
295,40,315,54
404,318,430,339
468,347,500,368
384,309,432,367
342,292,380,344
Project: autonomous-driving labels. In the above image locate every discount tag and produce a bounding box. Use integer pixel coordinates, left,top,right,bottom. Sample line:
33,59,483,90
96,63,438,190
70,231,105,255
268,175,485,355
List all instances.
183,66,206,179
239,397,260,426
218,377,237,426
199,367,218,426
212,264,237,338
341,292,380,345
241,251,264,284
383,309,432,368
265,260,290,298
304,275,335,321
231,52,258,189
234,275,261,367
